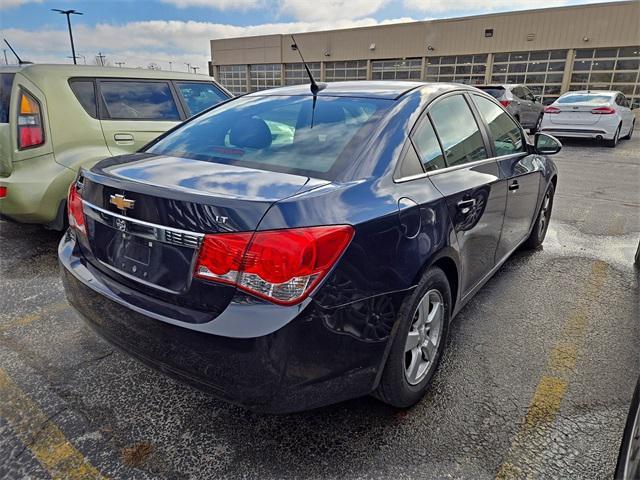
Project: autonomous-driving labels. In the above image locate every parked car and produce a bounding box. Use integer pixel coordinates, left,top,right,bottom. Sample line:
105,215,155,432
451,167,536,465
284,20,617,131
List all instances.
476,84,545,132
616,377,640,480
0,64,231,229
540,90,635,147
59,81,561,413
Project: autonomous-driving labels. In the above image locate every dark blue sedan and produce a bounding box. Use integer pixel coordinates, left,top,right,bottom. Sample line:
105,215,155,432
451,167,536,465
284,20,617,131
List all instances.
59,81,560,413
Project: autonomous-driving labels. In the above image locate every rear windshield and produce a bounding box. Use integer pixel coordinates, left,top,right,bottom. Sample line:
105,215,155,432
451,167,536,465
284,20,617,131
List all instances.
557,94,611,105
0,73,14,123
146,95,391,179
476,87,505,99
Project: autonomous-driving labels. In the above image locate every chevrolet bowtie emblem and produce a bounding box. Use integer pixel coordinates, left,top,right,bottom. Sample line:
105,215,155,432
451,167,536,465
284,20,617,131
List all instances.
109,194,135,211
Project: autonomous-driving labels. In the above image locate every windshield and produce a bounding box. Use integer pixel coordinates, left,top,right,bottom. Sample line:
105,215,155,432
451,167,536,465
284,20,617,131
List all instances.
476,87,505,99
146,95,391,179
557,94,611,104
0,73,15,123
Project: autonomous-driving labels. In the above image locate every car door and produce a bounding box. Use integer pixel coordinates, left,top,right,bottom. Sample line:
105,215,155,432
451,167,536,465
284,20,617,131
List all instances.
523,86,543,124
471,93,542,262
97,79,184,156
416,93,506,297
513,86,534,127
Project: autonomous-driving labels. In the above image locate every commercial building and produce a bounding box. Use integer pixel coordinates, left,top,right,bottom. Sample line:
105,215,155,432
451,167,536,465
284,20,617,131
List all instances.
209,1,640,106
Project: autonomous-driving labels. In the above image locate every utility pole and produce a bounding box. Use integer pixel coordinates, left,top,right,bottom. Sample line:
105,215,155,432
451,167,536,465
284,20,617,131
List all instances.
192,66,200,74
3,49,7,65
52,9,83,65
96,52,106,66
115,62,125,68
184,62,191,72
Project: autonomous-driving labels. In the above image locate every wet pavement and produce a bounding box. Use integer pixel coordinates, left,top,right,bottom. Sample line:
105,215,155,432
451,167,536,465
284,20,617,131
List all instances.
0,135,638,479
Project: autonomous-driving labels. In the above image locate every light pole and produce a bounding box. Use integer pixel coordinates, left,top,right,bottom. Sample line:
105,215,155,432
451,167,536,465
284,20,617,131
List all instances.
184,62,191,72
52,9,83,65
192,66,200,74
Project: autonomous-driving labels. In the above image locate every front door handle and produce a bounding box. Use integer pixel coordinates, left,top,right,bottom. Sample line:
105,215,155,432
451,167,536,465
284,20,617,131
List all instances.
509,181,520,191
457,198,476,214
114,133,134,143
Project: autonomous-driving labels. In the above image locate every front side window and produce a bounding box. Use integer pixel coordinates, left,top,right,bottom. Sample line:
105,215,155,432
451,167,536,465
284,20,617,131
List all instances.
473,95,525,157
429,95,487,167
176,82,228,117
99,81,180,120
147,95,390,179
411,116,446,172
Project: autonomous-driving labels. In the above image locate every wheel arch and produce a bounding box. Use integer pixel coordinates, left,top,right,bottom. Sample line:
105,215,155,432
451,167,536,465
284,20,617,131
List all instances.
412,247,461,315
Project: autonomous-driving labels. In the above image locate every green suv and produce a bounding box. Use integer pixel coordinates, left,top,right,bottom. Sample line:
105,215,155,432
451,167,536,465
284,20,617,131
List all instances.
0,64,231,229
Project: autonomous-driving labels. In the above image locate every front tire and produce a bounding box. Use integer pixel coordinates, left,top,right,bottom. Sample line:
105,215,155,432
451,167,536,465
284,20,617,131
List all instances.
375,267,451,409
606,124,621,147
522,182,555,249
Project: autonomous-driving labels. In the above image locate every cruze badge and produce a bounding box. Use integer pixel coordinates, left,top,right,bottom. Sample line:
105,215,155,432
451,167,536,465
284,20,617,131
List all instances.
110,194,135,211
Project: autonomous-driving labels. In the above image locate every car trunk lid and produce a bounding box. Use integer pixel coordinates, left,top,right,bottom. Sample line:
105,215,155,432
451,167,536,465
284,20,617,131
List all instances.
79,153,325,314
549,102,604,125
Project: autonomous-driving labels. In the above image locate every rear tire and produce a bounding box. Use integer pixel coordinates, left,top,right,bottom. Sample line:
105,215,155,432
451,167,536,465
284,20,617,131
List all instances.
606,124,621,147
374,267,451,409
522,182,555,250
622,120,635,140
531,114,543,134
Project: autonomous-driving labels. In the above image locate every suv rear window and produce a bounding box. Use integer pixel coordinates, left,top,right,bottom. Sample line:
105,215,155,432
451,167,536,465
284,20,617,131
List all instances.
146,95,391,179
0,73,14,123
476,86,505,100
99,81,180,120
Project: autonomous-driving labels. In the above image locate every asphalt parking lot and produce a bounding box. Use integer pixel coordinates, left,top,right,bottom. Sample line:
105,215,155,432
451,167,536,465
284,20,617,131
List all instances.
1,135,638,480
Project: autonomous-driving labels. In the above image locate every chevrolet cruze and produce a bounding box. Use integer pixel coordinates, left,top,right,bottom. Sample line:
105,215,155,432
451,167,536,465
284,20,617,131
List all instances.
60,81,561,413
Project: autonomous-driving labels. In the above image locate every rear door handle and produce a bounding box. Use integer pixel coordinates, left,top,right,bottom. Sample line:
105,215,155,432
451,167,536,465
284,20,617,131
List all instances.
457,198,476,214
509,181,520,191
114,133,134,143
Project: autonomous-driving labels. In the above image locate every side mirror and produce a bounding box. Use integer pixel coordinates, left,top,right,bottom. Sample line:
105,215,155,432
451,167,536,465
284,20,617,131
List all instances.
534,95,541,102
534,133,562,155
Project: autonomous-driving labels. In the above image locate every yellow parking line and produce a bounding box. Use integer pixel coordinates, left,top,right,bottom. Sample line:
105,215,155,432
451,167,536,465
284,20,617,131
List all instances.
496,260,609,479
0,302,69,333
0,368,107,480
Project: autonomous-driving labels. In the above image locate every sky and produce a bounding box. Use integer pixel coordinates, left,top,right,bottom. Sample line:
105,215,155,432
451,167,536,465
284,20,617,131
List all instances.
0,0,615,73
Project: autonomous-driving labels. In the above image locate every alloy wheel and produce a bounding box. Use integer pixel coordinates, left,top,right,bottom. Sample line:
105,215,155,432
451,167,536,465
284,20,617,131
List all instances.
538,190,552,237
404,289,444,386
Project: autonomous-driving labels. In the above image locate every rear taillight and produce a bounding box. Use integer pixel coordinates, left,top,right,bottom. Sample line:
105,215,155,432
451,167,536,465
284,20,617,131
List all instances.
544,106,560,114
67,181,86,234
0,186,6,198
500,100,511,108
17,90,44,150
195,225,354,305
591,106,615,115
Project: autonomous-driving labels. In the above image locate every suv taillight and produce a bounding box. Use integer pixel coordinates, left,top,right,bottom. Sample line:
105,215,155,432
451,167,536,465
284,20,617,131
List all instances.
195,225,354,305
591,106,615,115
17,90,44,149
67,181,86,234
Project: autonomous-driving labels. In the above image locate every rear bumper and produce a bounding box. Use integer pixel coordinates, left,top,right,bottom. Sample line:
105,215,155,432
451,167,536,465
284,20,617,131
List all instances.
59,231,399,413
0,153,75,225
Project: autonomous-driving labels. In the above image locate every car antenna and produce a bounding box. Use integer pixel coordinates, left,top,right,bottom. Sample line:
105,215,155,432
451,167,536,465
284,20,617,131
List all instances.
290,35,326,128
3,39,32,65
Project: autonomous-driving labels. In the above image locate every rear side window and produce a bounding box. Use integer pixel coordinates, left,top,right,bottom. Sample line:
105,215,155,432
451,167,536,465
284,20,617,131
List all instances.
411,116,446,172
429,95,487,167
69,80,97,118
176,82,228,116
473,95,525,157
0,73,14,123
99,81,180,120
146,95,390,179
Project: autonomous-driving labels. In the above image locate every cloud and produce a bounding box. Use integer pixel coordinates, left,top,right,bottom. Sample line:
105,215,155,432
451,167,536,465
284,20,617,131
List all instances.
0,0,41,10
279,0,389,21
159,0,261,9
0,16,418,72
403,0,572,13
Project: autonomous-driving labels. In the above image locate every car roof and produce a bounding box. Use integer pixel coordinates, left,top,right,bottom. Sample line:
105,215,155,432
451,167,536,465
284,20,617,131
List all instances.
1,63,214,81
245,81,425,100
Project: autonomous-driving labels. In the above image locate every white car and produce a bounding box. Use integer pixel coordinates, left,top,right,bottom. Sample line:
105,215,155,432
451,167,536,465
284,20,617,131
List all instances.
540,90,635,147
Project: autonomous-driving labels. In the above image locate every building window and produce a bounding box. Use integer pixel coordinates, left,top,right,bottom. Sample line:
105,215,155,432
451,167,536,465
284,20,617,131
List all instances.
325,60,368,81
249,63,282,92
569,46,640,109
425,55,487,85
491,50,567,104
371,58,422,80
218,65,248,95
284,62,321,85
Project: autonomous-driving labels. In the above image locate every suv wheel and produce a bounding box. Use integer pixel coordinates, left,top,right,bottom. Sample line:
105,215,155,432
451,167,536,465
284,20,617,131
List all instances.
374,267,450,409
